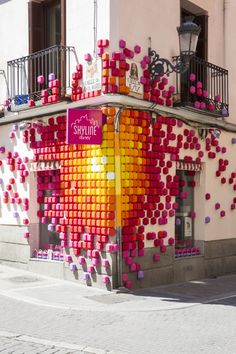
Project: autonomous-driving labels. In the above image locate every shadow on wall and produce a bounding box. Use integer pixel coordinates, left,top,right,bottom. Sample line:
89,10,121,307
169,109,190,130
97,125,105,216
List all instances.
0,0,11,4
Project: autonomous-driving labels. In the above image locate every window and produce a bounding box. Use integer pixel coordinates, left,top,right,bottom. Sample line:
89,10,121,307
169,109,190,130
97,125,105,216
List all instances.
28,0,66,54
181,7,208,61
175,169,195,249
178,1,208,109
45,1,62,48
28,0,66,95
38,169,61,251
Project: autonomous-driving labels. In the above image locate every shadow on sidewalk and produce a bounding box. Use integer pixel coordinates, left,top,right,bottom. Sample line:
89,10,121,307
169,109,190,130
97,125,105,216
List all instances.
130,274,236,307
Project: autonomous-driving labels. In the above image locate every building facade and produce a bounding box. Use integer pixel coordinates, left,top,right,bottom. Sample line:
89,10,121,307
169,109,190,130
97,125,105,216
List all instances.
0,0,235,290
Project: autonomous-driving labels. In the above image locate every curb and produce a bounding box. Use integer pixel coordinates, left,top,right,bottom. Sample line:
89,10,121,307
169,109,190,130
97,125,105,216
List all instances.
0,330,116,354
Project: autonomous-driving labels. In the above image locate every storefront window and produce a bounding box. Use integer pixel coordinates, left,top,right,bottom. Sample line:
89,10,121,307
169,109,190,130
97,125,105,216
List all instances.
38,169,61,251
175,169,195,249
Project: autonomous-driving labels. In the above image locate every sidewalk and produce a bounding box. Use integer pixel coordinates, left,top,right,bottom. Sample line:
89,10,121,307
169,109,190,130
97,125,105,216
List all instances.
0,263,235,312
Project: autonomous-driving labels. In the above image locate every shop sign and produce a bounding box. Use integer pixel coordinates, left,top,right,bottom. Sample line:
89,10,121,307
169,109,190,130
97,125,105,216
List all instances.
176,160,201,171
30,161,60,171
66,109,102,145
126,59,143,98
83,58,102,93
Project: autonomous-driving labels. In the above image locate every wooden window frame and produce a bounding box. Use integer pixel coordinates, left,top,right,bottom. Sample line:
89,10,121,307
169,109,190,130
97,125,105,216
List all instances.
28,0,66,54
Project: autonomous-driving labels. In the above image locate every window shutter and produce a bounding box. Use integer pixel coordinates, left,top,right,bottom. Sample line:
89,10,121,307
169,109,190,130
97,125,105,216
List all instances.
28,1,44,54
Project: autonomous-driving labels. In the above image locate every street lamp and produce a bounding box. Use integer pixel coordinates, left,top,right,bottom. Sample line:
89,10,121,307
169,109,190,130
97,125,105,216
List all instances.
148,17,201,80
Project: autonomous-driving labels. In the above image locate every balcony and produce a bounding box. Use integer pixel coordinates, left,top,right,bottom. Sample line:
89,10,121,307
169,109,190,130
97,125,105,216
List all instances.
173,55,229,117
7,45,78,109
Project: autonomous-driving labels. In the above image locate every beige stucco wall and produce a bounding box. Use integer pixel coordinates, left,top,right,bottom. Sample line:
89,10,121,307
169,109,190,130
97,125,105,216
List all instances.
110,0,180,89
203,130,236,241
224,0,236,124
67,0,110,61
0,0,28,101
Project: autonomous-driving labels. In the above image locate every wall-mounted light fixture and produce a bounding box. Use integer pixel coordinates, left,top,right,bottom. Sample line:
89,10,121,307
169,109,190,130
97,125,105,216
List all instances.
32,119,45,128
148,17,201,80
209,128,221,139
198,127,221,140
19,119,46,131
19,121,31,130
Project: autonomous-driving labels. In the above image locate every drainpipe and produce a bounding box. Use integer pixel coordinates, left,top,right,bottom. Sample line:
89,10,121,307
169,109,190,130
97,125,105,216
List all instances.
114,108,123,288
223,0,235,119
223,0,229,69
223,0,226,68
93,0,98,57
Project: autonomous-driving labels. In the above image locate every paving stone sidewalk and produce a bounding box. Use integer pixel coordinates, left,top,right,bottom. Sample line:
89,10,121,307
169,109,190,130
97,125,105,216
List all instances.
0,264,236,354
0,330,109,354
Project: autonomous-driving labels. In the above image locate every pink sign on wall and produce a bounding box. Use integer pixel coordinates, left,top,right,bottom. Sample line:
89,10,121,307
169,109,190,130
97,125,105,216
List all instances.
66,109,102,145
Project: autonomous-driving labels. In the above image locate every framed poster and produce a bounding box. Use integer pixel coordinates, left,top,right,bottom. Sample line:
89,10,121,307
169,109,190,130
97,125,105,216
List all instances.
184,216,192,237
83,58,102,93
126,59,143,98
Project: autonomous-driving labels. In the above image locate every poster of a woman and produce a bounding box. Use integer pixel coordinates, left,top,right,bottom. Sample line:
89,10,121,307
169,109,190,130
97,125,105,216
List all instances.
129,63,139,81
126,60,143,98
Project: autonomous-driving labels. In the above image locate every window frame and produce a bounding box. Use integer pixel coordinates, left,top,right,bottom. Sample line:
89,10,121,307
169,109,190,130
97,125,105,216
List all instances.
175,169,195,249
28,0,66,54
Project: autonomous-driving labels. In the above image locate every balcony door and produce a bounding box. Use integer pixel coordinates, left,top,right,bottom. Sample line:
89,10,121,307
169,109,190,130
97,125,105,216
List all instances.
29,0,65,53
28,0,66,95
181,8,208,61
179,5,208,106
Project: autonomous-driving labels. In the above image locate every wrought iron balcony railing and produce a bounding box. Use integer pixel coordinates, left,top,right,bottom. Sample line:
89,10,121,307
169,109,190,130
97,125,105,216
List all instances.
7,45,78,107
173,55,229,117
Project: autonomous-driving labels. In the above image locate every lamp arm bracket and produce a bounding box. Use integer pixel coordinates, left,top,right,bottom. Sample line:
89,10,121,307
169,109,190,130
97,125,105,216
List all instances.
148,48,189,80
